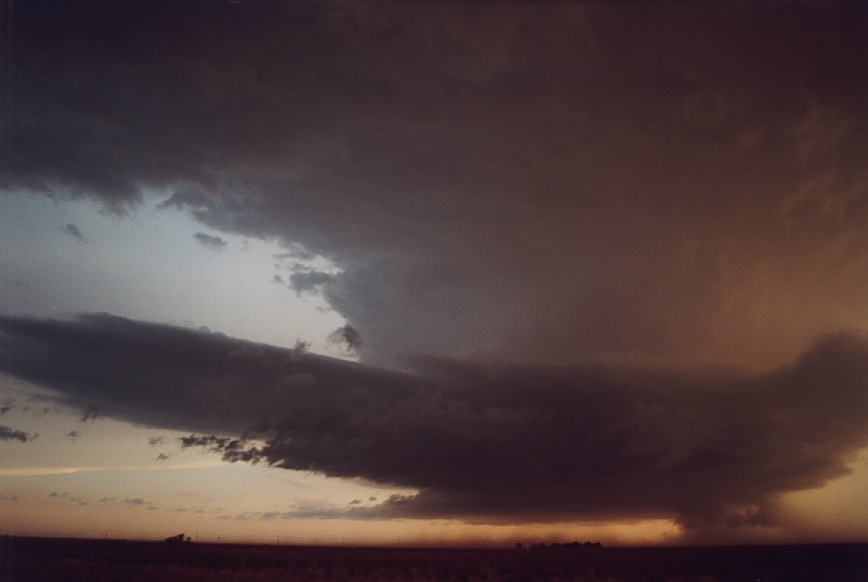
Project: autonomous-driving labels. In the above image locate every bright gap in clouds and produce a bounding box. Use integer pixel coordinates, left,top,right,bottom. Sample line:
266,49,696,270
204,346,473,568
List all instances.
0,194,372,542
0,190,346,356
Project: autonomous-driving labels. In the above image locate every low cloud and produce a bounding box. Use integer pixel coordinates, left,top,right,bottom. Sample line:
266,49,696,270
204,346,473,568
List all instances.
179,434,264,464
287,271,335,296
174,505,218,515
0,425,36,442
327,324,361,354
61,223,86,243
230,502,364,522
50,492,88,506
193,232,228,251
2,313,868,536
79,405,99,422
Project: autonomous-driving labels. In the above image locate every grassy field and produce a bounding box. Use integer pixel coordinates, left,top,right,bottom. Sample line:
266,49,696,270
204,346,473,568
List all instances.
1,536,866,581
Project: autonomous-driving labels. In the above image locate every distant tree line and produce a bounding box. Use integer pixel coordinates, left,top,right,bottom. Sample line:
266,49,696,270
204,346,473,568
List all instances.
515,541,603,550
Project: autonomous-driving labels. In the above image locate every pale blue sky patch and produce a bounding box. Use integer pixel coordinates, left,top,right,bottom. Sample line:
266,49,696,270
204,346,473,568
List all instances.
0,191,346,354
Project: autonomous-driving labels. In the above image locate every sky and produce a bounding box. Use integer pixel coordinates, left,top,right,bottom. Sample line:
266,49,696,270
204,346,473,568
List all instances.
1,1,868,546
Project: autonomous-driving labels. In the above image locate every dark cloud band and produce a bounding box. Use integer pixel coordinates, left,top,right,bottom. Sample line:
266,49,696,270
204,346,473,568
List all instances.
1,313,866,531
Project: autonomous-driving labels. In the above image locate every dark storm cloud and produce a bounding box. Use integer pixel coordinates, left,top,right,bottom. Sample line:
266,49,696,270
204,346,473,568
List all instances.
2,314,868,531
5,2,868,368
193,232,228,251
61,223,86,243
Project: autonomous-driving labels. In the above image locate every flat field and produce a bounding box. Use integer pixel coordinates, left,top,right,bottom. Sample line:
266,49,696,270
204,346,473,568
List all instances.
1,537,866,581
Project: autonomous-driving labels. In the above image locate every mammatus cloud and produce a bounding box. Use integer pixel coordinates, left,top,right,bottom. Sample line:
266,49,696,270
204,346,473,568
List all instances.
3,2,868,369
1,314,867,536
193,232,228,251
61,223,86,243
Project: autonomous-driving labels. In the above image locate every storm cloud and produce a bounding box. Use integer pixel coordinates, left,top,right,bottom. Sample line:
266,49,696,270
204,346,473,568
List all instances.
193,232,228,251
4,1,868,544
1,313,867,531
3,2,868,370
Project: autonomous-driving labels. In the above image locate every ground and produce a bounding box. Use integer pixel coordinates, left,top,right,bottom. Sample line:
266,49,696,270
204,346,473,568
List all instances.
1,537,866,581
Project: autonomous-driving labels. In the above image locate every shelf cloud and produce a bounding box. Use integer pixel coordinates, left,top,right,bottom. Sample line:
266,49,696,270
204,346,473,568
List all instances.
2,313,867,531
